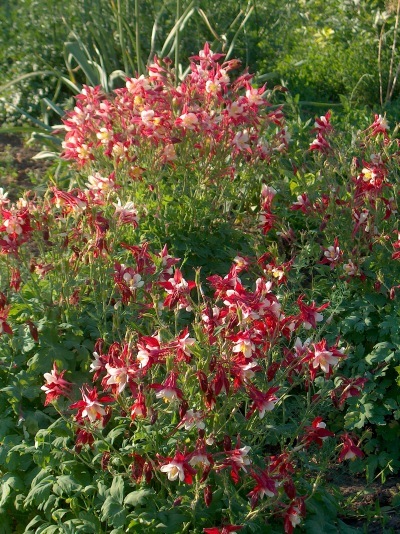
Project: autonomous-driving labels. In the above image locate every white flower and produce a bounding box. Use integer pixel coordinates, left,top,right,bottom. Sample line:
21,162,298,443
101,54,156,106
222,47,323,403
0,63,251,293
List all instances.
160,461,185,481
105,364,128,394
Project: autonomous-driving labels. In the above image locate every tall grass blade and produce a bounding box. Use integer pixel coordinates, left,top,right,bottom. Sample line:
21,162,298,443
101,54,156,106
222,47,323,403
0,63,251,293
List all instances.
225,4,254,61
160,1,196,58
64,39,101,87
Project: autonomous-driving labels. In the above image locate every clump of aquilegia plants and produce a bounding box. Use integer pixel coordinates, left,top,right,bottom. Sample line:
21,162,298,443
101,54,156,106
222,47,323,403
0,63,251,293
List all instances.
0,45,367,533
40,252,364,533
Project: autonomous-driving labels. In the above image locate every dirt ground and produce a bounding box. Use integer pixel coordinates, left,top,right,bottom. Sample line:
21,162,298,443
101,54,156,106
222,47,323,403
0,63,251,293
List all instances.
0,133,51,199
328,469,400,532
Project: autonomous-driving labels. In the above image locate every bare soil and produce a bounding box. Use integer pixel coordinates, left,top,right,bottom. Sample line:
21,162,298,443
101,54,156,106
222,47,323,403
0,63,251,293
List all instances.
328,469,400,533
0,133,51,199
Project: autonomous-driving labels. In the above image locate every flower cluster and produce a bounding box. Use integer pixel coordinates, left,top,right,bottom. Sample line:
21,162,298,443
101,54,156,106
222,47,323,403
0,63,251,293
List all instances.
61,43,286,201
40,248,364,532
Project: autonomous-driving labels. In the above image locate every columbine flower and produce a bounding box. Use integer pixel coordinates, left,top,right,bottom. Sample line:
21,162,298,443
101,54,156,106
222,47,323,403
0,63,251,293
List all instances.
343,259,358,277
246,386,279,419
338,434,364,461
113,199,138,227
247,469,277,509
369,113,389,138
177,112,199,129
0,188,9,205
130,392,147,420
96,127,113,143
70,386,113,424
246,86,264,106
150,371,184,403
122,269,144,290
233,130,251,152
178,409,205,431
331,376,367,408
203,526,243,534
309,133,331,153
174,327,196,362
297,295,329,330
300,417,334,448
160,451,196,484
104,363,129,394
89,351,103,373
86,172,116,196
321,237,342,269
231,330,255,359
312,111,333,135
136,334,163,369
220,440,252,483
284,499,305,534
141,109,155,126
309,339,344,374
41,363,73,406
159,268,196,310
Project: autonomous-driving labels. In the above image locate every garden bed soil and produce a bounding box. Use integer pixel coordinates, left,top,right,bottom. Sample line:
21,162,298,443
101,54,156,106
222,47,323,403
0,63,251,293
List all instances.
329,469,400,532
0,133,50,199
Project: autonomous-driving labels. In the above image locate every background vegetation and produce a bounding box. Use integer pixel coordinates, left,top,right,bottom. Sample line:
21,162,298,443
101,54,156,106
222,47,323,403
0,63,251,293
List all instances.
2,0,400,127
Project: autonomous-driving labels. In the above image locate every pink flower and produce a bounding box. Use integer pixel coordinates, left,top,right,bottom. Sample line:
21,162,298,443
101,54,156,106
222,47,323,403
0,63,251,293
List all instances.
177,409,205,431
309,339,344,375
176,112,199,130
173,327,196,362
297,295,329,330
300,417,334,448
203,526,243,534
70,386,113,424
113,200,138,227
231,330,256,359
233,130,251,152
219,439,252,483
309,133,331,153
331,376,367,408
159,268,196,310
104,363,129,394
338,434,364,461
284,499,305,534
368,113,389,139
321,237,342,269
160,451,196,484
130,392,147,420
150,371,184,403
246,386,279,419
247,468,277,508
290,193,311,214
41,363,73,406
0,293,12,336
311,111,333,135
136,334,164,369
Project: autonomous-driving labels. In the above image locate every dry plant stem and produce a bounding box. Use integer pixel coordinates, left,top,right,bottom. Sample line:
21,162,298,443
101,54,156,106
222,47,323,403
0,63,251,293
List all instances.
386,0,400,103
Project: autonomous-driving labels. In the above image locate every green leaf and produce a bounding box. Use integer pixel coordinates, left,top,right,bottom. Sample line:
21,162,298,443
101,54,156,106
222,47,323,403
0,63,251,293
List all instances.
110,475,125,504
365,342,395,364
0,473,24,506
106,426,126,445
124,489,155,507
100,496,127,528
54,475,82,496
24,470,55,507
366,455,379,482
154,513,189,533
